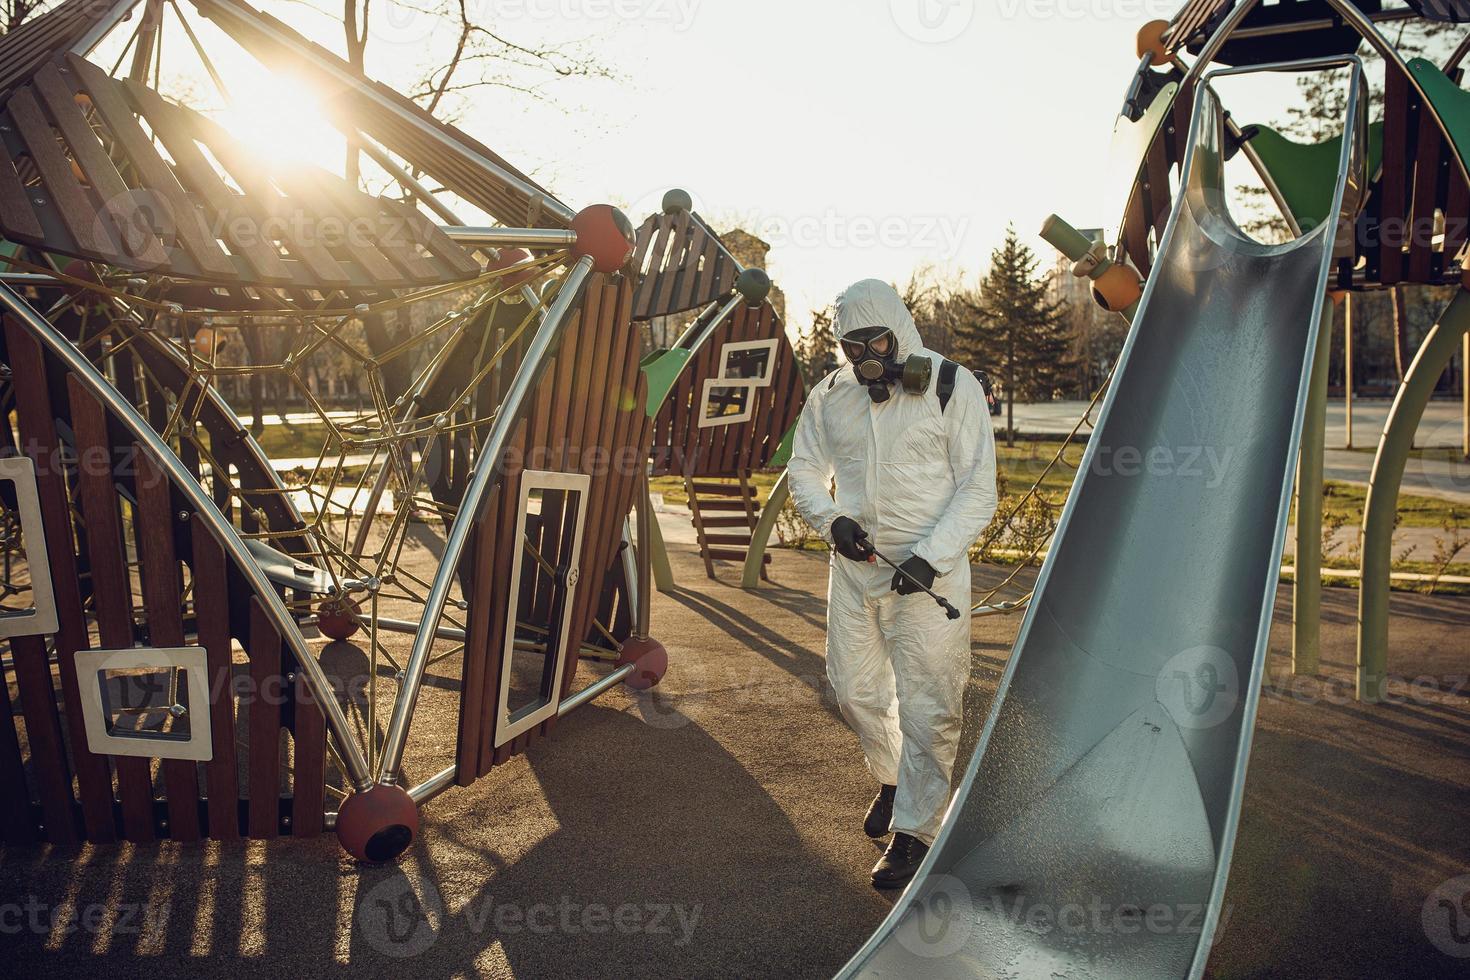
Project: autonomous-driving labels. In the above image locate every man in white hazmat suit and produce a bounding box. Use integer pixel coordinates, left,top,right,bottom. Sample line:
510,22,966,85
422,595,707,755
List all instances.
788,278,997,889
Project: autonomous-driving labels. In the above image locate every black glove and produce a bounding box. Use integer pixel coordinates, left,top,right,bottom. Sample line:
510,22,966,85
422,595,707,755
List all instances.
831,516,874,563
891,555,936,595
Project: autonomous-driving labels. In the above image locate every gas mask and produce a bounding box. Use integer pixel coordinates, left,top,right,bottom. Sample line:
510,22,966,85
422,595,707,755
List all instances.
840,326,933,403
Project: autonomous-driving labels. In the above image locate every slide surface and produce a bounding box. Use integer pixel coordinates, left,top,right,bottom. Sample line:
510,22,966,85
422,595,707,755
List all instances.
838,74,1363,980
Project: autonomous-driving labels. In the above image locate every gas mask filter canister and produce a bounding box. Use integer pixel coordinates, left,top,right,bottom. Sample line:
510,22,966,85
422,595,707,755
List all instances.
841,326,932,403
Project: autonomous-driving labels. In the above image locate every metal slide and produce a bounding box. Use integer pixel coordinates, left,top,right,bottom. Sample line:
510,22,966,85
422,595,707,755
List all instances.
838,59,1365,980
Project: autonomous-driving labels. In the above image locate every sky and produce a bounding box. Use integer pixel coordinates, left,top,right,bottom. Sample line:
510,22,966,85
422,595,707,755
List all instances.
100,0,1328,332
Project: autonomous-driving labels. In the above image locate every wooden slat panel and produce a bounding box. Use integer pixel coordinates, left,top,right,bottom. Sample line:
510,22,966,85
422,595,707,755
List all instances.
7,84,107,256
9,634,77,842
246,598,282,839
65,54,238,279
291,671,325,837
477,427,525,776
190,525,240,840
1380,67,1413,285
633,216,673,315
32,64,167,265
123,81,294,284
651,210,691,315
134,450,202,842
1408,122,1444,283
0,136,44,239
0,665,37,842
68,376,155,843
4,317,115,841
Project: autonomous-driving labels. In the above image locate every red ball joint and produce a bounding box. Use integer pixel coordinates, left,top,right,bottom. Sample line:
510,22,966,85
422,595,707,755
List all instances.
317,596,361,641
616,636,668,691
488,246,537,289
570,204,636,274
336,783,420,863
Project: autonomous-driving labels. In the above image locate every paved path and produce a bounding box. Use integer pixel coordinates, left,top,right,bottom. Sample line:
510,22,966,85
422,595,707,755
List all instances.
4,543,1468,977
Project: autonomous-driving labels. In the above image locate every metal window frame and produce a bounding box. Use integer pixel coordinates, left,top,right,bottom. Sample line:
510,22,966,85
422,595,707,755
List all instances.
0,455,59,639
494,469,591,748
76,645,213,761
716,337,779,387
697,377,760,429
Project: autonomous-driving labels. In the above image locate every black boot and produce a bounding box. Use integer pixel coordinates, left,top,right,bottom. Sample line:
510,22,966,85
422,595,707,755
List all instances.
871,832,928,889
864,784,897,839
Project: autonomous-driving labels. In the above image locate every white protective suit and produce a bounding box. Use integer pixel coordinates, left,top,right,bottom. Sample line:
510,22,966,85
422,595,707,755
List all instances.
788,279,997,844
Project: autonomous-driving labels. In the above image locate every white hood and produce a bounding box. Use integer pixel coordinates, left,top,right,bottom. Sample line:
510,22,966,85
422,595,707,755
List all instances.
833,279,922,361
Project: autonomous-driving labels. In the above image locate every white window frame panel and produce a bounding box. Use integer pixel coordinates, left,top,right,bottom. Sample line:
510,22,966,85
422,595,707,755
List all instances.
716,337,779,387
494,470,591,748
0,455,58,639
76,646,213,761
698,378,760,429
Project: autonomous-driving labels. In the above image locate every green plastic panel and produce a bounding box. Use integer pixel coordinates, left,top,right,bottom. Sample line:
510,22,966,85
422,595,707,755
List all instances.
1246,120,1383,233
1408,57,1470,184
639,347,691,417
769,419,797,469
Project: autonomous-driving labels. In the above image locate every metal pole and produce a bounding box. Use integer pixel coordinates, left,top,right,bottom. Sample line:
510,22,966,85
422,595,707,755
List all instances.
1293,299,1334,675
1462,331,1468,460
646,478,675,593
0,284,374,787
741,469,788,590
1358,283,1470,702
442,227,579,249
375,255,596,783
631,472,653,637
1345,292,1355,449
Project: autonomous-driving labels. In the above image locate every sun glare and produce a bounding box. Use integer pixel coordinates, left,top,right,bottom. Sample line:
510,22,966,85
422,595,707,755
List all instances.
216,72,344,173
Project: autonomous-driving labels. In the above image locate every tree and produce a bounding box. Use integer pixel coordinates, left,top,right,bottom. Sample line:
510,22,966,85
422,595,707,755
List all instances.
958,227,1069,446
794,306,837,387
1,1,44,33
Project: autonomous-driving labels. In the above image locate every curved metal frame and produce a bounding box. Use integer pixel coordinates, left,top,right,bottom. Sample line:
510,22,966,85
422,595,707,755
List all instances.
0,282,374,788
378,254,596,787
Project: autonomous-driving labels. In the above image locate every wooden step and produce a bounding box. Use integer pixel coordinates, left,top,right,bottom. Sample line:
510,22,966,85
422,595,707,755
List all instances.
703,533,752,546
695,499,749,511
701,515,757,528
691,481,746,497
706,548,771,563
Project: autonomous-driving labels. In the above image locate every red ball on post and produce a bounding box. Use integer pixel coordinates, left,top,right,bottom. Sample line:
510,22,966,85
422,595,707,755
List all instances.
616,636,668,691
317,596,361,641
570,204,636,274
335,783,419,863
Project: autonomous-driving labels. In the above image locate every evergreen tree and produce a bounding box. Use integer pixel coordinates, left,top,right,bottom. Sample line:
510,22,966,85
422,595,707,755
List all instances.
957,226,1069,445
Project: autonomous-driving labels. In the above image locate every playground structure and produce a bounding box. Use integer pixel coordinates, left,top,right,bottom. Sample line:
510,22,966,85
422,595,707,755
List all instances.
0,0,761,860
843,2,1470,978
631,192,805,588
